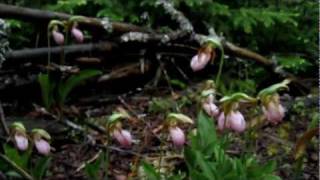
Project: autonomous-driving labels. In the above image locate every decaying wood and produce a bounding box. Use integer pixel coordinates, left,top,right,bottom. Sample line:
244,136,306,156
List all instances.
0,3,151,33
1,3,278,69
0,2,305,96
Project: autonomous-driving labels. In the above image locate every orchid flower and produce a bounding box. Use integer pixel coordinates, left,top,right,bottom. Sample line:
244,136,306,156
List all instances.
169,126,185,147
112,129,132,148
32,129,51,155
218,111,246,133
71,25,84,43
262,94,285,124
10,122,29,151
202,94,219,117
52,30,64,45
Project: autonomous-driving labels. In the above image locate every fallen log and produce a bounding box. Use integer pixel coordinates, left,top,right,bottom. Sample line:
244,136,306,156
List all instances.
5,42,115,61
0,3,152,33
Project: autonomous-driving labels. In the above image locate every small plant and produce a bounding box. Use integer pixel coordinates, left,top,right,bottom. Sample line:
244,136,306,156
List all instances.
0,122,51,180
107,110,133,148
140,112,281,180
38,69,102,110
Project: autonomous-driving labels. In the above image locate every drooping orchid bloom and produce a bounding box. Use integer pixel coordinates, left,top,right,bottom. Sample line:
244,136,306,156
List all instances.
190,45,215,71
10,122,29,151
112,129,133,148
14,133,29,151
202,94,219,117
262,94,285,125
218,110,246,133
32,129,51,156
34,138,51,155
71,25,84,43
52,30,64,45
169,126,185,147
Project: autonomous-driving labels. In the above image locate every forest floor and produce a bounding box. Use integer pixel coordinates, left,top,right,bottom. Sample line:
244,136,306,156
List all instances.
3,81,319,180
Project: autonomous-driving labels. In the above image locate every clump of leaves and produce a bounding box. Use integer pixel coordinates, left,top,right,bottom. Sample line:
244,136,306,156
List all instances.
38,69,101,109
277,56,312,74
0,143,51,180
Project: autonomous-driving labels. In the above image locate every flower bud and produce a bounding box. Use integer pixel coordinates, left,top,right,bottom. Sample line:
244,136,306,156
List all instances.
71,27,84,43
113,129,132,148
169,126,185,147
52,30,64,45
262,99,285,125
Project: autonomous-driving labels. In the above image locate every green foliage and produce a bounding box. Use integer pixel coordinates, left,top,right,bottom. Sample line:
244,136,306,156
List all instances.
57,69,102,105
84,151,108,180
277,56,312,74
38,73,55,110
218,78,257,95
148,98,176,113
46,0,87,14
0,144,50,180
32,157,51,180
185,112,281,180
38,69,101,109
141,161,161,180
140,112,280,180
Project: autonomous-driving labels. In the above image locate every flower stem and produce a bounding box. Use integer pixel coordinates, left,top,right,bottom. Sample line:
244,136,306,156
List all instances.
0,154,34,180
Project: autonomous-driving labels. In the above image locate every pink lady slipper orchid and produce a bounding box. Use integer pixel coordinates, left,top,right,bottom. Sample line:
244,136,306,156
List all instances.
218,111,246,133
34,139,51,155
112,129,132,148
10,122,28,151
202,94,219,117
71,26,84,43
52,30,64,45
14,134,29,151
262,94,285,125
32,129,51,155
190,45,215,72
169,126,185,147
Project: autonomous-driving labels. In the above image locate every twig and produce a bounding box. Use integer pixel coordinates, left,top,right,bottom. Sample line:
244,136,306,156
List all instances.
75,150,103,172
0,154,34,180
0,101,9,136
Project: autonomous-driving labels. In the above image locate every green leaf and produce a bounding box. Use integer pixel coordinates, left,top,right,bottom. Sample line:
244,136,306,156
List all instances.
58,69,101,105
3,144,30,169
262,175,282,180
195,151,216,179
84,151,107,180
197,111,217,150
38,73,55,109
32,157,51,180
141,161,161,180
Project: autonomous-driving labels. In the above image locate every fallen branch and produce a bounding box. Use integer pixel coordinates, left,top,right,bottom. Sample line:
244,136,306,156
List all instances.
0,3,151,33
5,42,115,61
